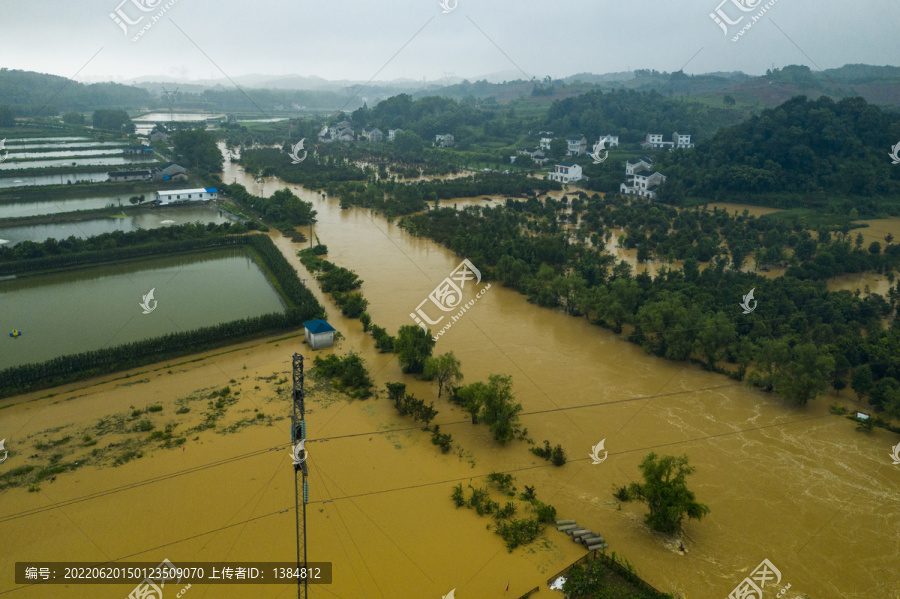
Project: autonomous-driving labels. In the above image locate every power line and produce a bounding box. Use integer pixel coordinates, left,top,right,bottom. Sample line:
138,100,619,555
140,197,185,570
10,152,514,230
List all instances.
0,411,831,598
0,381,743,524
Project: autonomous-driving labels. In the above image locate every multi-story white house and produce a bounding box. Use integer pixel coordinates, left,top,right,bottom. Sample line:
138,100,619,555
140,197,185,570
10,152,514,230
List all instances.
620,157,666,200
640,133,674,150
625,157,654,176
388,129,400,141
597,134,619,148
548,162,583,184
673,132,693,148
640,132,693,150
435,134,455,148
539,136,553,151
566,135,587,156
361,127,383,143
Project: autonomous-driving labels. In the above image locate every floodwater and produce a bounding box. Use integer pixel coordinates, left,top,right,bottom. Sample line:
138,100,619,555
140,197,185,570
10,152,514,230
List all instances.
6,136,90,142
0,195,140,219
0,205,237,245
0,163,897,599
0,172,111,188
0,247,285,369
134,113,222,122
5,149,131,160
4,142,127,150
0,156,156,171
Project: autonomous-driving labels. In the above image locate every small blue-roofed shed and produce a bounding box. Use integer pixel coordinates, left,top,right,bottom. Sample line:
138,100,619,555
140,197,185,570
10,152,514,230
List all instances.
303,319,336,350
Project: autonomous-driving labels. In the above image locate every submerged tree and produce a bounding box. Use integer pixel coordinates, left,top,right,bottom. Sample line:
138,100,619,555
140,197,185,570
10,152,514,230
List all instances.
423,351,463,398
395,325,436,373
619,452,709,536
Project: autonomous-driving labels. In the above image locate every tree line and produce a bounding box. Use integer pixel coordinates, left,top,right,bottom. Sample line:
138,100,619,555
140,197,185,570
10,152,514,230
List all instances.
0,222,250,274
659,95,900,204
220,181,317,232
400,200,900,420
0,234,324,397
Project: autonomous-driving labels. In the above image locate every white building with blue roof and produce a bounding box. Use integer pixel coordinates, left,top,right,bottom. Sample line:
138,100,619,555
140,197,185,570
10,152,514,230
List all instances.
303,319,336,350
155,188,218,205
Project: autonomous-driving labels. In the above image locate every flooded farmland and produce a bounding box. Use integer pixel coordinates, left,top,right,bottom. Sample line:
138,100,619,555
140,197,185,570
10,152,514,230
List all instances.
0,246,285,368
0,204,237,245
0,172,112,188
0,161,897,599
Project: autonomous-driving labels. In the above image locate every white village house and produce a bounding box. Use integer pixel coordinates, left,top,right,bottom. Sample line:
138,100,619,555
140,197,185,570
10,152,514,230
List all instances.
566,135,588,156
303,319,336,350
620,157,666,200
435,134,455,148
539,135,553,151
640,132,693,150
548,162,583,184
597,134,619,148
156,188,218,205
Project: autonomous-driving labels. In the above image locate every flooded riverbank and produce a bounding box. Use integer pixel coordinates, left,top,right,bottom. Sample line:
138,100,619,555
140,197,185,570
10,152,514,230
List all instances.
0,164,897,599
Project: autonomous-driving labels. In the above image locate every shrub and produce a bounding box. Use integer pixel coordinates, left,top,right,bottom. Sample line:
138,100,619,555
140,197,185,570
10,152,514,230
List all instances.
135,420,154,432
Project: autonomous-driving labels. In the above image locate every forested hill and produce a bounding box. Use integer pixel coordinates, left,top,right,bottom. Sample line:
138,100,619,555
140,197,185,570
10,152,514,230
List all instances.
659,95,900,202
543,88,745,142
0,68,151,115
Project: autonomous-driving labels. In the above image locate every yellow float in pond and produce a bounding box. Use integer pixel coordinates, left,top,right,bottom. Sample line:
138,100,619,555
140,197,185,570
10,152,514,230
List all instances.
9,330,21,338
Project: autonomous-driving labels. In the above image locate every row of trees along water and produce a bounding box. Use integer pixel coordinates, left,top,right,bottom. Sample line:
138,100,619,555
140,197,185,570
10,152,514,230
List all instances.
0,222,252,275
0,232,325,398
324,173,561,217
238,147,367,190
218,181,317,233
400,201,900,426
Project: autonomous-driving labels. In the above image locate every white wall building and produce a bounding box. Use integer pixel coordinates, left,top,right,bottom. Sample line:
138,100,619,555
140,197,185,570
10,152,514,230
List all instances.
597,134,619,148
620,158,666,200
156,188,218,205
673,132,693,148
303,319,336,350
566,135,587,156
548,162,583,184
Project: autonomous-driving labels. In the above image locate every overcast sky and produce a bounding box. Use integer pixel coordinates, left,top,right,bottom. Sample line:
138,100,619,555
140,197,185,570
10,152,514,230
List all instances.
1,0,897,84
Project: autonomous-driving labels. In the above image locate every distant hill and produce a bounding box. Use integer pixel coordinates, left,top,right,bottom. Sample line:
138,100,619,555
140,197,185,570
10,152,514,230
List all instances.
3,64,900,120
0,68,151,115
659,95,900,202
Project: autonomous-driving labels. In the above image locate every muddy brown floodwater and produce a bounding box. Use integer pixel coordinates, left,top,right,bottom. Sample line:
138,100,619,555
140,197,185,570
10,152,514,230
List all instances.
1,157,898,599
